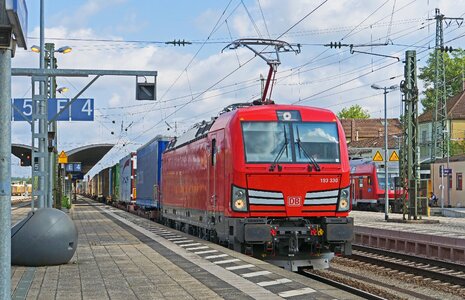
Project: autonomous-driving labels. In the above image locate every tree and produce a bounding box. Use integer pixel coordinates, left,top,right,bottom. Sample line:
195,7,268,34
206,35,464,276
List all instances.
418,49,465,112
337,104,370,119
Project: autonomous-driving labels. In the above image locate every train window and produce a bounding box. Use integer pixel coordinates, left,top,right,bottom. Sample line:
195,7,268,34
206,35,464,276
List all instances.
367,176,372,185
358,177,363,187
457,173,463,191
211,139,217,166
293,122,340,163
242,122,292,163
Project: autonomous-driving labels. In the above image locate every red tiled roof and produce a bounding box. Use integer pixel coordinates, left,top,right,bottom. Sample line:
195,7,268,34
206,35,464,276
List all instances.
418,90,465,123
348,135,401,149
340,118,402,141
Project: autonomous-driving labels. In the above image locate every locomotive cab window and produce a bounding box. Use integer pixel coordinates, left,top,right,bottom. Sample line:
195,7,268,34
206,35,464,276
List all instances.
293,122,340,163
241,121,340,164
242,122,292,163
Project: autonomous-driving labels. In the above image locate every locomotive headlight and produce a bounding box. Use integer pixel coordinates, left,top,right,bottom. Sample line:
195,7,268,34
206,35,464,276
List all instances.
338,187,350,211
232,186,248,212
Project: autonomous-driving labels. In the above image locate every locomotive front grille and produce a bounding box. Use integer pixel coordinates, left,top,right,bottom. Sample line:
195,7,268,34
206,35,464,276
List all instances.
248,189,285,212
303,189,338,211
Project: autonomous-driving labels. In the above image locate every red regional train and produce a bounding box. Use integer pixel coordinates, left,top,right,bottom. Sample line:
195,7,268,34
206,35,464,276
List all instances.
350,159,401,211
161,102,353,271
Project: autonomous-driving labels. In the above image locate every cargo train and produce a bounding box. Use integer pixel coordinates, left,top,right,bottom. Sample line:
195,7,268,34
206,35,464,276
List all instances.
83,102,354,271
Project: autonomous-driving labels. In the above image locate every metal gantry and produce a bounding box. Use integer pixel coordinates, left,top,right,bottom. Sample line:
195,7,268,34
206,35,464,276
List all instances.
431,8,463,162
12,67,158,210
400,50,420,220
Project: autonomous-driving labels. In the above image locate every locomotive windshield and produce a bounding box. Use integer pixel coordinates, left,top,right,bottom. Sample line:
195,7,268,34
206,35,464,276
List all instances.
242,121,340,163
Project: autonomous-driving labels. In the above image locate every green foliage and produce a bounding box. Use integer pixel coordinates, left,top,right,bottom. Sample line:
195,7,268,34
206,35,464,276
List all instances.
62,196,71,209
337,104,370,119
11,177,31,184
451,140,465,156
418,49,465,112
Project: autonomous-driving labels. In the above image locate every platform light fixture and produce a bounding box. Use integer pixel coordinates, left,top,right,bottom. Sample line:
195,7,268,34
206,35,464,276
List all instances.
57,87,69,94
371,83,399,221
30,45,72,54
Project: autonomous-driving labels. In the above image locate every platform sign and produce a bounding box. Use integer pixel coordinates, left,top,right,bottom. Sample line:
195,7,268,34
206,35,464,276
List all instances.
65,162,82,173
65,163,74,173
372,150,384,162
12,98,94,121
49,98,71,121
71,99,94,121
6,0,28,49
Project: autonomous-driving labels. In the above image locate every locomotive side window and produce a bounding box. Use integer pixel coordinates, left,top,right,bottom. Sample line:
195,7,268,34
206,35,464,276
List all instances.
367,176,372,185
211,139,217,166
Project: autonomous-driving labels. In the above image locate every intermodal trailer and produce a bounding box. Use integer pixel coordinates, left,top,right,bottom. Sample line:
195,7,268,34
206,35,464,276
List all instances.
100,168,111,203
135,136,170,210
109,163,120,203
119,152,137,204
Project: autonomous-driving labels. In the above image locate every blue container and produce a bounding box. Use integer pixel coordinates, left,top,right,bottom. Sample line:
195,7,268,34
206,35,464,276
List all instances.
136,135,170,209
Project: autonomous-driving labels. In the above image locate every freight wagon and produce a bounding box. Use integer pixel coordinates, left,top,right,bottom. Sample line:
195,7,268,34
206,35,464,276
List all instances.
135,136,170,212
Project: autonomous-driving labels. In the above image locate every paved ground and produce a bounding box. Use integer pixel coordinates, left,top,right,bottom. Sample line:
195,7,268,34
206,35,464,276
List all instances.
350,210,465,239
11,202,221,300
10,199,363,300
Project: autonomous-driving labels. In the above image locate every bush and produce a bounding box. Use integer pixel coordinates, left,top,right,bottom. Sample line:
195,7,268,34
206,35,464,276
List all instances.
62,196,71,209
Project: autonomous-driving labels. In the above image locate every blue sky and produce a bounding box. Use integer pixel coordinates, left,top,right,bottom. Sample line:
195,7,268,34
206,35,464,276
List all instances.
11,0,465,177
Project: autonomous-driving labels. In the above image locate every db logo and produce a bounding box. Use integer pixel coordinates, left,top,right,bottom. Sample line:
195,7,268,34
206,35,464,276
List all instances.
287,196,302,207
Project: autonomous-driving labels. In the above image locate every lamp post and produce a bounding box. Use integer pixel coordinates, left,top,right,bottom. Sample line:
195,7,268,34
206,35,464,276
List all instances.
30,44,72,208
371,84,399,220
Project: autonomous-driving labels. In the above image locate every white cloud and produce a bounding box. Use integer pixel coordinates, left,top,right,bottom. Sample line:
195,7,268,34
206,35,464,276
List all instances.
10,0,465,177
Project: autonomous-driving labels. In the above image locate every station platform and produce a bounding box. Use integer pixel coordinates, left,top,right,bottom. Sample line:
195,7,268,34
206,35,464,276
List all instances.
350,210,465,239
11,197,363,300
350,210,465,263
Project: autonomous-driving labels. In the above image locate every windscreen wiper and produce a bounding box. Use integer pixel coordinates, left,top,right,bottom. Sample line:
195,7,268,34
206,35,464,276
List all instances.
295,127,320,171
269,128,288,171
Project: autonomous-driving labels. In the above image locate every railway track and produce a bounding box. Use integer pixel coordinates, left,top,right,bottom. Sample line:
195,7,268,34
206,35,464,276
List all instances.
299,269,388,300
351,245,465,287
301,244,465,299
11,199,35,211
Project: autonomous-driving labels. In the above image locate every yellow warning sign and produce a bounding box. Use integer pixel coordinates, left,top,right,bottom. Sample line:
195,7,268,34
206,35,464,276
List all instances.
389,150,399,161
373,150,384,162
58,151,68,164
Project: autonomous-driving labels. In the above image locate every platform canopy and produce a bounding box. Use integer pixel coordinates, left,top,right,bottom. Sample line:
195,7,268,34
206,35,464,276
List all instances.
11,143,114,174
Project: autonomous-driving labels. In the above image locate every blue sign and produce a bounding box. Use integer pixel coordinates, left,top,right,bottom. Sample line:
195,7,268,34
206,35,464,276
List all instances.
65,163,74,173
65,163,82,173
74,163,82,172
12,98,94,121
71,99,94,121
6,0,28,49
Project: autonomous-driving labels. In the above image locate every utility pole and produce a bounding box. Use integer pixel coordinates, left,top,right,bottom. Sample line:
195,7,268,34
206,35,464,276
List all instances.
0,1,12,297
400,50,420,220
431,9,463,208
30,0,48,209
45,43,57,208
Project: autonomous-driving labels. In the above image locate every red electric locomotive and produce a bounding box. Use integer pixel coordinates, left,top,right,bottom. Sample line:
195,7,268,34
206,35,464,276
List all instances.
350,159,400,211
161,102,353,271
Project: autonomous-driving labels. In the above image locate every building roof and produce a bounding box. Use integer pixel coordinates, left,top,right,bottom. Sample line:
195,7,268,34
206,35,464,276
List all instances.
12,144,114,175
340,118,402,141
348,135,401,149
433,153,465,164
418,89,465,123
